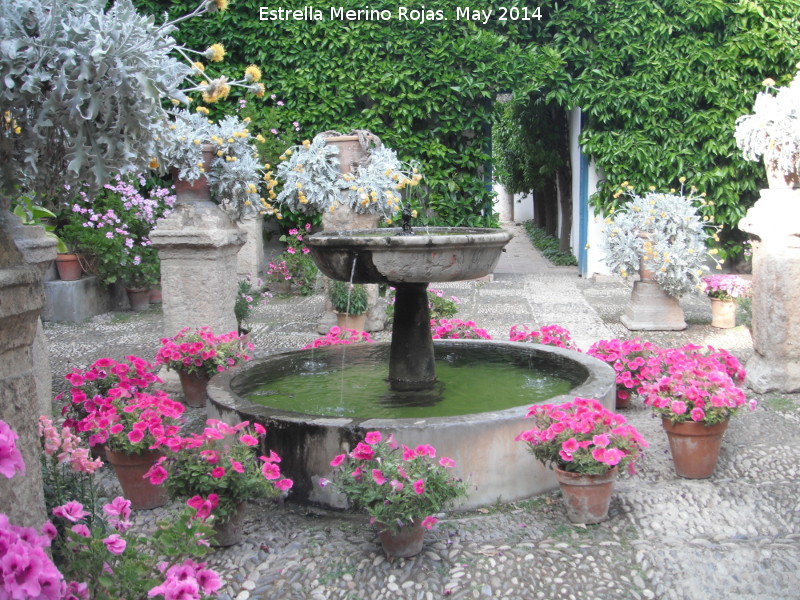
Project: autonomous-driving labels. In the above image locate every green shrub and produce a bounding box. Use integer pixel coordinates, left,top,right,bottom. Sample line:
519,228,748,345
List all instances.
523,222,577,266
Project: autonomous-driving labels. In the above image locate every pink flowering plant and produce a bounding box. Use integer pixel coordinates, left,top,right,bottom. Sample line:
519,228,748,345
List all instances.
0,418,25,480
155,327,253,379
640,345,752,425
515,398,649,475
509,324,581,351
586,339,660,405
266,223,319,296
150,419,293,526
322,431,468,535
302,326,374,350
430,318,492,340
700,274,752,301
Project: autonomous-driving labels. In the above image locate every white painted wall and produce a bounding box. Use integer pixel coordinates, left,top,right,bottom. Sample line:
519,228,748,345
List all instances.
568,107,611,277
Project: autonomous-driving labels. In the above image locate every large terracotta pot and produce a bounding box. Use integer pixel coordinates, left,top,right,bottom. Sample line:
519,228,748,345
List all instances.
336,312,367,333
170,145,216,202
710,298,736,329
553,466,618,524
662,418,729,479
764,155,800,189
212,502,247,547
126,288,151,312
55,253,82,281
104,448,168,510
376,521,426,558
177,369,210,408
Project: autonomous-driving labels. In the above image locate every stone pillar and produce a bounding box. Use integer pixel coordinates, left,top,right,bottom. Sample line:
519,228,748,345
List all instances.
236,212,265,278
739,188,800,392
9,215,57,416
150,158,246,338
318,134,385,334
0,212,47,529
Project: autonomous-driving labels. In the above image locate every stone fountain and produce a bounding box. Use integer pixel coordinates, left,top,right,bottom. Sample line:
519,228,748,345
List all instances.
208,225,616,509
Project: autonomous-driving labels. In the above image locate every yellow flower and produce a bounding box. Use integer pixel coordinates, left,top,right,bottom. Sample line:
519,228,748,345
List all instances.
253,83,265,98
279,155,286,161
214,0,229,11
648,185,656,191
205,44,225,63
194,139,201,145
286,149,292,156
244,65,262,83
411,209,418,219
193,62,205,73
762,77,776,87
14,126,21,134
620,270,627,277
149,158,159,169
196,106,210,115
678,176,686,183
227,138,234,143
256,134,265,143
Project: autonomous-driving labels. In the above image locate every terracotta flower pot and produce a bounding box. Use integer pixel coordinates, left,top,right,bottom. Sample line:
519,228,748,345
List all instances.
376,521,426,558
615,385,632,409
212,502,248,547
336,312,367,333
149,287,163,303
104,448,168,510
710,298,736,329
764,155,800,189
126,288,151,312
553,466,618,524
55,253,82,281
177,369,210,408
662,418,729,479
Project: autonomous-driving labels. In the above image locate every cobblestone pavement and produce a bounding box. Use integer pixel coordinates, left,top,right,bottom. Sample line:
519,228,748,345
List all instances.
43,224,800,600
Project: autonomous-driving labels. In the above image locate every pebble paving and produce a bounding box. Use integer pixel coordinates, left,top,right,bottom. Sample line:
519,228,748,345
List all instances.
43,226,800,599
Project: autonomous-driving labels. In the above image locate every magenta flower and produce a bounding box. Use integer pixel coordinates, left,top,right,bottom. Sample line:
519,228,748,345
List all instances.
421,516,438,530
103,534,127,555
146,464,168,486
330,454,345,467
671,400,687,415
52,501,89,523
413,479,425,495
351,442,374,461
229,459,244,473
0,419,26,479
261,462,280,480
559,449,573,462
690,407,705,421
365,431,382,445
71,524,91,538
561,437,579,453
592,434,610,448
372,469,386,485
238,434,258,446
274,478,293,491
211,466,226,479
438,457,455,468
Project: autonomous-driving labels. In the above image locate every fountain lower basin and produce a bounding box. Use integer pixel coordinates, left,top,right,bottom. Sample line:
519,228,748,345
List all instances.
208,340,616,509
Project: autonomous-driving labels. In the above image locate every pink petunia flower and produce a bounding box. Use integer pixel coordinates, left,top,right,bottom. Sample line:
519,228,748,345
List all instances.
103,534,126,555
413,479,425,495
421,516,438,530
211,466,226,479
365,431,382,445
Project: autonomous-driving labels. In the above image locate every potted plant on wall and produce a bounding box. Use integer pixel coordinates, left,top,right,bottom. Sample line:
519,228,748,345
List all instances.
734,68,800,189
323,431,467,558
515,397,648,524
328,280,369,332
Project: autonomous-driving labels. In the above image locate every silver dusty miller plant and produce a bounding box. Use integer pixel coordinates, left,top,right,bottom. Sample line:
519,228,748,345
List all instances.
0,0,266,216
601,185,721,297
275,136,422,221
735,68,800,176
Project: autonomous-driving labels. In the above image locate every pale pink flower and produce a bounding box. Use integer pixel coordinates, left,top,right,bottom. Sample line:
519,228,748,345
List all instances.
53,501,89,523
371,469,386,485
438,457,455,468
103,534,126,555
71,524,91,538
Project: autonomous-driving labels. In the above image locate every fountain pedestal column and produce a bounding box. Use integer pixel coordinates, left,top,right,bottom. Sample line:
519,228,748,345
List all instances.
739,188,800,392
388,282,436,391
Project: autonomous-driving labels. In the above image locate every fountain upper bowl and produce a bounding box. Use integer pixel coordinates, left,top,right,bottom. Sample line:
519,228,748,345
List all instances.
306,227,513,284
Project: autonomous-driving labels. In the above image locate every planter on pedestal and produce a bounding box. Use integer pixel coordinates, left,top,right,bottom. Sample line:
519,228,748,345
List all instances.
710,298,737,329
620,258,686,331
317,133,385,334
150,144,245,342
104,448,168,510
553,466,618,524
662,419,729,479
376,521,426,558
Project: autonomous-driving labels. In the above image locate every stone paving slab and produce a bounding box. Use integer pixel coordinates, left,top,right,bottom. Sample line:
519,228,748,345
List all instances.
41,227,800,600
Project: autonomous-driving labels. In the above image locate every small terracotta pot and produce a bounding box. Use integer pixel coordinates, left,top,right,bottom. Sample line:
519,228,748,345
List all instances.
710,298,736,329
376,521,426,558
55,253,82,281
126,288,151,312
554,466,618,524
212,502,248,547
177,369,210,408
149,287,163,304
662,418,729,479
104,448,168,510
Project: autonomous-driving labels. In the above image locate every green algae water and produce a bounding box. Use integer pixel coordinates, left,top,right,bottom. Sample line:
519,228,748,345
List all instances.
242,346,576,419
